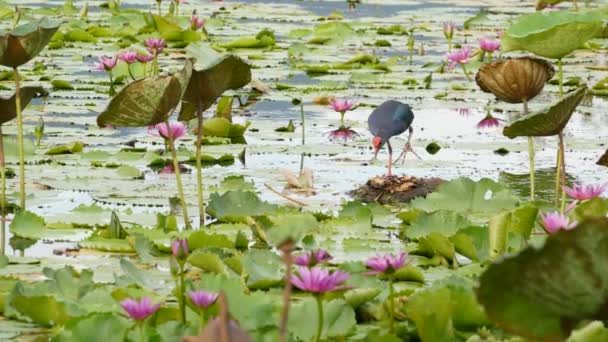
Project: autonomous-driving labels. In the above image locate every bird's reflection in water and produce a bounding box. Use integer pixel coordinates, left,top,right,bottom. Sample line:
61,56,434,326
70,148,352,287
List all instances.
347,0,361,11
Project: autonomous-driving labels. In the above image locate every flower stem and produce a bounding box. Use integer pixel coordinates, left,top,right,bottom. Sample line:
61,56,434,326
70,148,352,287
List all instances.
315,295,324,342
488,52,493,63
558,131,567,212
279,245,293,342
339,111,345,127
139,322,145,342
460,64,472,81
388,276,395,334
199,308,206,334
555,58,565,209
0,127,6,255
447,39,452,52
13,67,25,209
300,100,305,146
179,264,186,324
166,120,191,230
555,143,562,207
127,64,136,81
108,73,116,97
195,106,205,228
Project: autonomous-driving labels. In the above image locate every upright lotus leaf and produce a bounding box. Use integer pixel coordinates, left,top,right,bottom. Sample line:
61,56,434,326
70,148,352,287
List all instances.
503,86,587,138
0,86,47,125
97,60,192,127
477,218,608,341
179,43,251,121
476,57,554,104
598,149,608,167
0,18,62,68
501,11,604,59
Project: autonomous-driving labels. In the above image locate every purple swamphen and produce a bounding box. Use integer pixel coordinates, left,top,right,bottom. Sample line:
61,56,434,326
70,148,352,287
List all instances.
368,100,417,177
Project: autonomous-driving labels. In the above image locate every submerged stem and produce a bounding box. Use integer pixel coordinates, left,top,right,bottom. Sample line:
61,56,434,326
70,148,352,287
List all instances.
14,67,25,209
0,127,6,255
166,121,191,230
195,108,205,228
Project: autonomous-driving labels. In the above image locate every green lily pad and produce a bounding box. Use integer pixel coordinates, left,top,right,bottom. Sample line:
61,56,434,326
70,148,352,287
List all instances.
51,79,74,90
502,11,604,59
206,191,278,223
0,18,62,68
220,29,275,49
179,43,251,121
97,60,192,127
0,86,47,125
488,206,538,259
410,178,519,218
503,87,587,138
289,298,356,341
477,218,608,341
241,249,283,289
406,210,473,240
46,141,84,155
55,313,130,342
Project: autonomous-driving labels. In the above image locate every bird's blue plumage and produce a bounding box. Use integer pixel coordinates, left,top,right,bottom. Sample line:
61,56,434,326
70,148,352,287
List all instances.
368,100,414,142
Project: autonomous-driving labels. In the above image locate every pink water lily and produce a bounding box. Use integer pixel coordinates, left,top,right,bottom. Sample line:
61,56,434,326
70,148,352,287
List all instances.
443,21,455,40
446,46,472,70
329,98,356,113
563,182,607,201
479,38,500,53
120,297,161,321
188,290,218,308
136,53,154,63
477,114,501,129
290,266,349,293
148,122,187,140
366,252,409,275
119,51,138,64
171,238,188,258
94,55,118,72
191,15,205,30
145,38,166,55
541,212,578,234
294,249,333,267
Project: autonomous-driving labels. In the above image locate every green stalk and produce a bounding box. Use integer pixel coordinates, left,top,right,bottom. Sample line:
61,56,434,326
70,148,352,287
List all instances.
488,52,493,63
460,64,472,81
388,276,395,334
299,100,305,173
127,64,136,81
557,59,563,97
195,107,205,228
0,127,6,255
198,308,206,334
13,67,25,209
315,295,324,342
139,322,145,342
558,132,567,212
555,59,564,208
523,100,534,202
447,38,452,52
166,121,191,230
339,111,345,127
179,264,186,324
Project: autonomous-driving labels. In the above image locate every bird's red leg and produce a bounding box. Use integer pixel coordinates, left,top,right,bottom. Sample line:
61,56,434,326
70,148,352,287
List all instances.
387,140,393,177
395,126,420,164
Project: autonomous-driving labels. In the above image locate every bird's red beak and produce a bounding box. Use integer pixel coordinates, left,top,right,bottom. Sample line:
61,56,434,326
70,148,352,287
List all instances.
371,136,382,159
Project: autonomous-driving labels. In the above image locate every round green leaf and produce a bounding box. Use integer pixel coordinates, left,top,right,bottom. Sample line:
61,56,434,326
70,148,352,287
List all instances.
477,218,608,341
502,11,604,59
503,86,587,138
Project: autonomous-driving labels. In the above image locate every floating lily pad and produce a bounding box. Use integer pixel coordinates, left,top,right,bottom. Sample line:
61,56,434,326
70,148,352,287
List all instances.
503,87,587,138
477,218,608,341
97,60,192,127
220,29,275,49
501,11,604,59
46,141,84,155
206,191,278,223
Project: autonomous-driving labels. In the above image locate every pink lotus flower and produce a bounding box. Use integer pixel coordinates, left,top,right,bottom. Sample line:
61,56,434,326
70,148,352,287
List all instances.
191,15,205,30
563,182,607,201
120,297,161,321
188,290,218,308
148,122,187,140
119,51,138,64
136,53,154,63
477,114,501,129
541,212,578,234
171,238,188,258
290,267,349,293
294,249,333,267
479,38,500,53
366,252,409,275
145,38,167,55
443,21,455,40
94,55,118,72
328,127,359,141
329,98,356,113
446,46,472,70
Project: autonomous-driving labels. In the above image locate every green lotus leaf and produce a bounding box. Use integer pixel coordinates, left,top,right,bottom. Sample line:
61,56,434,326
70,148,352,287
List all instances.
501,11,604,59
598,148,608,167
206,191,279,223
503,86,587,138
0,86,47,125
97,60,192,127
477,218,608,341
220,28,275,49
0,18,62,68
179,43,251,121
201,117,250,138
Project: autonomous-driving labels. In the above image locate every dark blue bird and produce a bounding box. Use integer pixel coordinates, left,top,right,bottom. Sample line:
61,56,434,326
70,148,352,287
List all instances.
368,100,416,177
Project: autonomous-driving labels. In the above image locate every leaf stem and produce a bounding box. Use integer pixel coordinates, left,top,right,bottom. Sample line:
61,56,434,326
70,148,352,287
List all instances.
558,131,567,212
315,295,324,342
195,106,205,228
523,100,534,202
0,127,5,255
166,120,191,230
13,67,25,209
